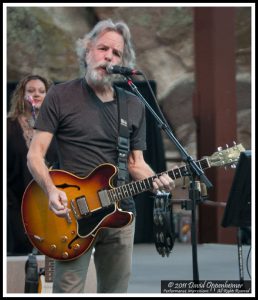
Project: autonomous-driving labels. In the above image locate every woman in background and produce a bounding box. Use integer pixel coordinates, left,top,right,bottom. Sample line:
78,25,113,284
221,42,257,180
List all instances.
7,74,58,255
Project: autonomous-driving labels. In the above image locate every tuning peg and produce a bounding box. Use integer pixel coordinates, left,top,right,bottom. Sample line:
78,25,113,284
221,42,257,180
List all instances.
226,144,229,148
231,163,237,168
233,141,236,146
217,146,223,151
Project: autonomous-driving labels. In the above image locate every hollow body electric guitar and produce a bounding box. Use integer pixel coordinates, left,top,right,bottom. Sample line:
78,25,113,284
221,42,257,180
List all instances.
22,144,245,261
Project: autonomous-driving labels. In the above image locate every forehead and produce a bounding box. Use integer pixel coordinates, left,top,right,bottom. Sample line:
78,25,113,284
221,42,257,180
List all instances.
25,79,45,89
94,31,124,50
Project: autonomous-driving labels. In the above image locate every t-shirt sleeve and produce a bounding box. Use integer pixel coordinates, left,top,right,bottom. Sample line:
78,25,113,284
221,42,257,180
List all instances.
129,97,147,151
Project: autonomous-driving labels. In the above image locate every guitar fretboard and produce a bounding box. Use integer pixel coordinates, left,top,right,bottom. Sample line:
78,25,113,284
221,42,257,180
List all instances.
107,158,210,202
45,256,54,283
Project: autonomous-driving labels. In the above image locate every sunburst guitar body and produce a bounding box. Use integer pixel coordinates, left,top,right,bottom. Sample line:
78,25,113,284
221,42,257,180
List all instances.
22,164,133,261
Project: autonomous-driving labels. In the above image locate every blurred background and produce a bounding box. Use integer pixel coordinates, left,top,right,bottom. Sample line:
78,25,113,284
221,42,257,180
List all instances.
5,5,252,247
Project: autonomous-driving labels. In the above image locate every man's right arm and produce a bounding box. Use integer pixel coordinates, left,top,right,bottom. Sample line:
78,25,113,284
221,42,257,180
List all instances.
27,130,69,217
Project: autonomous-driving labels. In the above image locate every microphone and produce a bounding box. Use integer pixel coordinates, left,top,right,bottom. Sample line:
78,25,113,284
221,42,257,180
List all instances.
25,95,37,106
106,65,142,76
25,95,36,120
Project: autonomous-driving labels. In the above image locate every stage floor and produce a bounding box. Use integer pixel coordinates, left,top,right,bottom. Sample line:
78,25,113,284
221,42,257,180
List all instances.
128,242,252,294
5,242,252,295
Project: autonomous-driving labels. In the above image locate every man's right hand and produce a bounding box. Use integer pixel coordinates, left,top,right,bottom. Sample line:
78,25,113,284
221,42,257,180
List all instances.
48,187,70,218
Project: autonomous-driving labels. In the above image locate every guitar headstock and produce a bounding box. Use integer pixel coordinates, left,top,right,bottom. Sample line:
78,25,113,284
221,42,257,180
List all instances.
205,143,246,168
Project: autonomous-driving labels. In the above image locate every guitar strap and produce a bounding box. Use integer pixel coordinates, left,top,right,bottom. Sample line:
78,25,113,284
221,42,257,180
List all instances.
114,86,130,188
24,248,39,293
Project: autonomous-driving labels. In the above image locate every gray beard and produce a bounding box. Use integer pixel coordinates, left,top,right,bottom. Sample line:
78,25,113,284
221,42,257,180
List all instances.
86,68,122,88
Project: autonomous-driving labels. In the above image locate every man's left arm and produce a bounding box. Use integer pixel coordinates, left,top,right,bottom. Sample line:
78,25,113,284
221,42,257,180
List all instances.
127,150,175,193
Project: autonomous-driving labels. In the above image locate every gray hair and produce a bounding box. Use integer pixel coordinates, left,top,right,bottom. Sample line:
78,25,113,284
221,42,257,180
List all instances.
76,19,136,71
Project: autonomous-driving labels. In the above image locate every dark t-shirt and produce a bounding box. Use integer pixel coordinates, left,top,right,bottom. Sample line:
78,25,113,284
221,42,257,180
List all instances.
35,77,146,213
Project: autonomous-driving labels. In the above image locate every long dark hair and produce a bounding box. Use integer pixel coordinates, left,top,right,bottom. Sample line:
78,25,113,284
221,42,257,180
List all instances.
8,74,52,119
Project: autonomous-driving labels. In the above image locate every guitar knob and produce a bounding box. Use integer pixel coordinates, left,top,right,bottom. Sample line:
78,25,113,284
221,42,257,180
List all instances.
61,235,68,242
62,252,69,259
73,244,81,251
50,244,57,251
33,235,44,242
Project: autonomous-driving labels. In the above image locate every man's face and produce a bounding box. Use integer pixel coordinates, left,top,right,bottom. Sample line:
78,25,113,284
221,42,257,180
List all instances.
86,30,124,86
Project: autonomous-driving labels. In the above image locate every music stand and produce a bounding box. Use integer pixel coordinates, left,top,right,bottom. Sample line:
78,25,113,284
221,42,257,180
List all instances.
221,150,251,282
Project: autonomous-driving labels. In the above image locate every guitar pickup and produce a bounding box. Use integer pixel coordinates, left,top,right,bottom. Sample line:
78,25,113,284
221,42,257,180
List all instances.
75,196,89,216
98,190,111,207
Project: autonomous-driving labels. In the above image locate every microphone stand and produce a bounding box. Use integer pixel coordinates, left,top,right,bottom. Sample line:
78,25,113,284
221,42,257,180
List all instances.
124,76,213,282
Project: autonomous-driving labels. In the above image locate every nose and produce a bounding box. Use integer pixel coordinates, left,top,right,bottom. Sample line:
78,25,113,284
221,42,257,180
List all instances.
32,90,41,98
104,49,113,62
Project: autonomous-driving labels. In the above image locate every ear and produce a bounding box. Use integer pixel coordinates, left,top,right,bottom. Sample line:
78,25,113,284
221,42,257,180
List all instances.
85,43,92,64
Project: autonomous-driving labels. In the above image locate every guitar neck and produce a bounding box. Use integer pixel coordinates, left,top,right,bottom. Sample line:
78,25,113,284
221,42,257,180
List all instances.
44,256,54,283
108,157,210,202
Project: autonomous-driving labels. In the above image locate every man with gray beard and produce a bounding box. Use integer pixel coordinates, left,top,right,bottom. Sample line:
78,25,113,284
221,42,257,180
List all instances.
27,19,175,293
